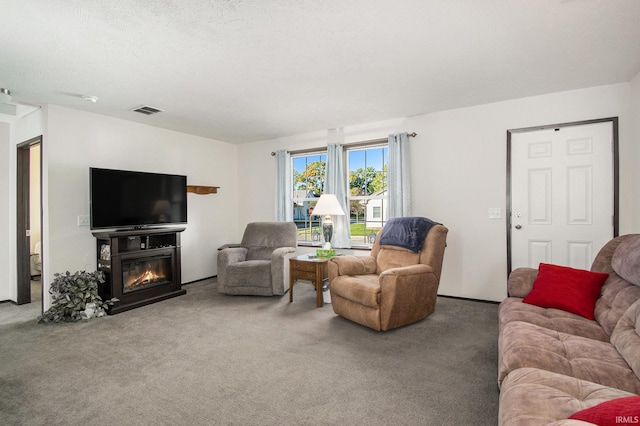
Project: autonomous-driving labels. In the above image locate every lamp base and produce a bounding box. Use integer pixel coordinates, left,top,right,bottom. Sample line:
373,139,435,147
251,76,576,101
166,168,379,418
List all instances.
322,219,333,249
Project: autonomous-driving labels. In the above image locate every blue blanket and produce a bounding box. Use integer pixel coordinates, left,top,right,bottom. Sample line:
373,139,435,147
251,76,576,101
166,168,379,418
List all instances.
378,217,440,253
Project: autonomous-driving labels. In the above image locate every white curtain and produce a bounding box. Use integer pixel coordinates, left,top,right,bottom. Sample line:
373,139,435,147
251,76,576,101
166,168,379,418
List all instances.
274,149,293,221
387,132,411,218
325,143,352,248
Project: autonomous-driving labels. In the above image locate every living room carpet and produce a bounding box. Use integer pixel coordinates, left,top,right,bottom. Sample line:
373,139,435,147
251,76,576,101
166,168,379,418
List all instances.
0,278,499,425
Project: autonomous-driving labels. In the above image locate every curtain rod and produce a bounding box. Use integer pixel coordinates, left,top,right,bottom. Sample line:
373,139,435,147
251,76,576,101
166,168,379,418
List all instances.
270,132,416,156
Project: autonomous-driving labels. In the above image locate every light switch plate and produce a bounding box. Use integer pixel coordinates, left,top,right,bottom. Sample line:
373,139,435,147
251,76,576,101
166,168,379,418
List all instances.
489,208,502,219
77,215,90,226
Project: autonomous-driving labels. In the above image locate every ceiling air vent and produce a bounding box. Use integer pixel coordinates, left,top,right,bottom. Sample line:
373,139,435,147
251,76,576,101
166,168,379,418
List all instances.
131,105,163,115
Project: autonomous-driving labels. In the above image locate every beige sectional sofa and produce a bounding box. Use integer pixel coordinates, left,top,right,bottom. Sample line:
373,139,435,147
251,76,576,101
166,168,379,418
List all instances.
497,234,640,425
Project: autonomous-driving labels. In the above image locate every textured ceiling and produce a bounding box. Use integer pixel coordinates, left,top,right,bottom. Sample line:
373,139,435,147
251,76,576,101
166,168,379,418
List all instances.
2,0,640,143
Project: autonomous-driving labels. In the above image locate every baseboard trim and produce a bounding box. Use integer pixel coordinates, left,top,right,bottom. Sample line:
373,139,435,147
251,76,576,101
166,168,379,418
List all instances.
438,294,499,305
182,276,217,286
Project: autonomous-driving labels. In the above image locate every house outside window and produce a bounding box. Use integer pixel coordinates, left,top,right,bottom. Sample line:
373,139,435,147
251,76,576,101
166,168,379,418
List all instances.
347,144,388,246
292,152,326,243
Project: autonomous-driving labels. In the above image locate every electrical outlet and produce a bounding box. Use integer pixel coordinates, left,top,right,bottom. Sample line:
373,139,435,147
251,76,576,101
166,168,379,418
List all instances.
488,208,502,219
77,215,90,227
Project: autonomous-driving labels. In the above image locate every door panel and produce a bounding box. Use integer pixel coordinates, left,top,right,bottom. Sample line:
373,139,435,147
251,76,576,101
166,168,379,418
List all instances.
510,121,614,271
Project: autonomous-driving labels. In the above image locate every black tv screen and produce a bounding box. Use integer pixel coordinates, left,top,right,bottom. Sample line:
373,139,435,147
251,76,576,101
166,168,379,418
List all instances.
90,167,187,230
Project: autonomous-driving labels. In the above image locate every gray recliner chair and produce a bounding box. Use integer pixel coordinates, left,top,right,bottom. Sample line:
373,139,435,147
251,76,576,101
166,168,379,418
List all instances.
217,222,298,296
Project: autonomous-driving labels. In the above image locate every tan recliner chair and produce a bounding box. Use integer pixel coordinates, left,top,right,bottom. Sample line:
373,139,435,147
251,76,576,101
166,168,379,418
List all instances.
328,218,448,331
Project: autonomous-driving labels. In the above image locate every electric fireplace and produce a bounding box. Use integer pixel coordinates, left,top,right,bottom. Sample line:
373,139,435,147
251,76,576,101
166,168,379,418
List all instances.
93,227,186,314
122,254,172,293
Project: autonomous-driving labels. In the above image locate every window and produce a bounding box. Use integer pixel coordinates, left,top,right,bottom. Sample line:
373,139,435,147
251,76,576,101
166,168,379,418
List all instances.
346,144,388,246
292,152,326,243
290,143,388,246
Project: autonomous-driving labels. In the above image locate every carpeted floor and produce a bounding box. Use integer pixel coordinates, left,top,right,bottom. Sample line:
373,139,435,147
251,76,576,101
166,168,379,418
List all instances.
0,278,499,425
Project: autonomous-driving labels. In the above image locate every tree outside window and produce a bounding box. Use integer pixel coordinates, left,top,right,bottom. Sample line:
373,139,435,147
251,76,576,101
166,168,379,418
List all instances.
292,153,326,242
347,145,388,245
290,145,388,246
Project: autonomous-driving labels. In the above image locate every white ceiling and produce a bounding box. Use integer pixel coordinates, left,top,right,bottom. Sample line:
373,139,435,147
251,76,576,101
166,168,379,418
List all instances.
2,0,640,143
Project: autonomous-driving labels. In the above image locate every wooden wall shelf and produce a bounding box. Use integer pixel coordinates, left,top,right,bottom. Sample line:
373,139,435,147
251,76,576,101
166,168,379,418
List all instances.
187,185,219,195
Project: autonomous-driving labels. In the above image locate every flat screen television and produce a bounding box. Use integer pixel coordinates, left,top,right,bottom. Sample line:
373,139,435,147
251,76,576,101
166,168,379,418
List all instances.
90,167,187,230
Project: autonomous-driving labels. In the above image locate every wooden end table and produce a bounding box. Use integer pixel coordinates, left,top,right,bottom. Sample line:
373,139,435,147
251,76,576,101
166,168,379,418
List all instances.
289,254,330,307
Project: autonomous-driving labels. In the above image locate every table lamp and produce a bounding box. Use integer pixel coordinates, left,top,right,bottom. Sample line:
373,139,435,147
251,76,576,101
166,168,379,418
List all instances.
311,194,345,249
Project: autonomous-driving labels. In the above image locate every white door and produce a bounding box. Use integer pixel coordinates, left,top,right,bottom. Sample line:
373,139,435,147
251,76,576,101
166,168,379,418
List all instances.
510,121,614,271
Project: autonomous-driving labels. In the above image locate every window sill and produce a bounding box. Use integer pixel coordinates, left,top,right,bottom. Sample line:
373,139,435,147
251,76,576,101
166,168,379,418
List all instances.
296,242,372,251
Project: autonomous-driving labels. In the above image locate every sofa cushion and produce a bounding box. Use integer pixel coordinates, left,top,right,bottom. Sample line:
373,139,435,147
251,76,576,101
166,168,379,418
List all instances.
499,297,609,342
498,321,640,393
507,267,539,298
499,368,635,426
239,221,297,248
611,235,640,286
523,263,608,320
330,274,380,308
375,245,420,274
611,298,640,382
568,396,640,425
595,273,640,337
225,260,272,289
246,246,274,260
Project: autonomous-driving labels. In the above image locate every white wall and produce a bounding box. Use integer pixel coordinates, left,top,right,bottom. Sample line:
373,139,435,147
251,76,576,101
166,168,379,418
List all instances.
237,83,636,302
37,105,238,308
631,71,640,230
0,108,46,303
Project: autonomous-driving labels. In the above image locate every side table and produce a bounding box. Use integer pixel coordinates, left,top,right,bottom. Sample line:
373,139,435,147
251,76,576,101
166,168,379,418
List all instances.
289,254,330,307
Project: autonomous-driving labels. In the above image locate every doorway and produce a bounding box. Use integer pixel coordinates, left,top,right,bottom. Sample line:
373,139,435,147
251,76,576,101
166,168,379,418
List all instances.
507,118,618,273
17,136,42,308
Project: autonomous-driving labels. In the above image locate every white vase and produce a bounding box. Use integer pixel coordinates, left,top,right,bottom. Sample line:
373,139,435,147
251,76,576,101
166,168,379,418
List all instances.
84,302,96,319
322,282,331,304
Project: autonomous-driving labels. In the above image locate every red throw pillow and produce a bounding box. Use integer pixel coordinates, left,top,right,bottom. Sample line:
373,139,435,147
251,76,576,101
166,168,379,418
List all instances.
522,263,608,319
568,396,640,425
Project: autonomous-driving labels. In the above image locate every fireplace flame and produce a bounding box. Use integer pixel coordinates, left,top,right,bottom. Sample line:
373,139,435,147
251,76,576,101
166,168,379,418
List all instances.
127,269,163,289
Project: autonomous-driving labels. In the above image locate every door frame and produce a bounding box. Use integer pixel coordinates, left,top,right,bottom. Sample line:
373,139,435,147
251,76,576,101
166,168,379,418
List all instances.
16,136,43,306
506,117,619,274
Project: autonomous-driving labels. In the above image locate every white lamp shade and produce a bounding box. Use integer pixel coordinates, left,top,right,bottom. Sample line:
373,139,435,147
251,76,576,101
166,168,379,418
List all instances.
311,194,345,216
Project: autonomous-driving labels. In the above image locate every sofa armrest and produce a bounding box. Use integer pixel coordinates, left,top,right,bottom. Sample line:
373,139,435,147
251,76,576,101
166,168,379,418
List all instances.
507,267,539,297
271,246,297,260
379,264,438,331
217,247,248,293
218,243,241,251
328,256,377,280
271,247,297,295
380,264,431,278
379,264,435,296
